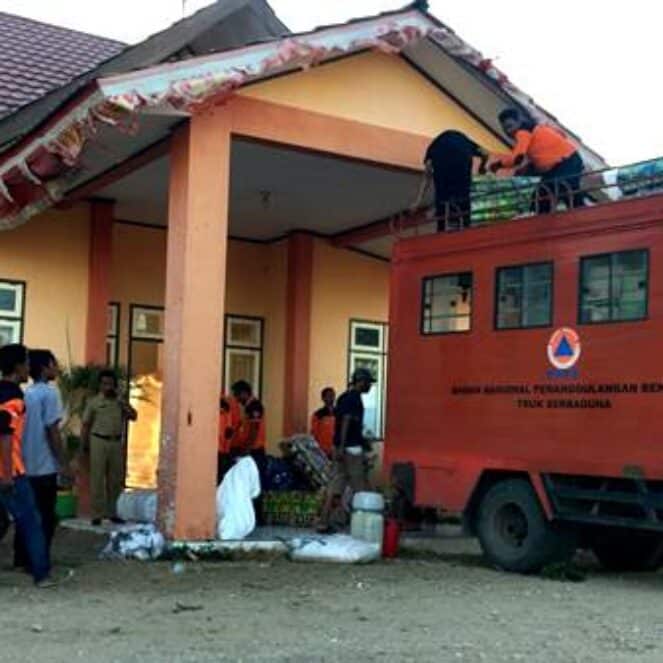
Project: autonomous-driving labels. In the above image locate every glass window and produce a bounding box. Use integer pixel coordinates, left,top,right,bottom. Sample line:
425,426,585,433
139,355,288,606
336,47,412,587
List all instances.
106,303,120,367
224,316,264,397
348,321,388,440
127,304,165,490
580,250,648,323
0,281,25,345
496,262,553,330
422,273,473,334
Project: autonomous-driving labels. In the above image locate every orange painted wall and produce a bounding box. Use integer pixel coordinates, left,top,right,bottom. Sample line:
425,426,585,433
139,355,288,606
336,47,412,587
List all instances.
225,239,288,444
308,239,390,415
0,207,90,365
110,224,288,446
0,210,389,476
111,223,167,367
240,51,506,152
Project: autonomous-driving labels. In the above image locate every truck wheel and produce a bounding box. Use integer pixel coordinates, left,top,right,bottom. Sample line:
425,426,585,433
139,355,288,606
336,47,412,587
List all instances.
591,531,663,572
477,479,574,574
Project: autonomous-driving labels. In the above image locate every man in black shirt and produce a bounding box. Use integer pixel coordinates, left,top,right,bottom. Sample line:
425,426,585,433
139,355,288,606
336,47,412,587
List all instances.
317,368,375,534
412,130,489,232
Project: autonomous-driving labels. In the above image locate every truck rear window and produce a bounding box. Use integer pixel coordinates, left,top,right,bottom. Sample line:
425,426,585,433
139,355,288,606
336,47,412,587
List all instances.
496,262,553,330
579,249,648,324
421,272,473,334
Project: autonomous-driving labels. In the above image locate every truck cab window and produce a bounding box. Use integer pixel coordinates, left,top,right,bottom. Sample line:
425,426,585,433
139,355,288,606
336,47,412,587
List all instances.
422,272,473,334
496,262,553,330
580,249,648,323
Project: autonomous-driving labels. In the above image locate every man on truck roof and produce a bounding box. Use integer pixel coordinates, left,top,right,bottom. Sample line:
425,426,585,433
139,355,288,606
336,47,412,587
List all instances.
490,108,586,213
412,130,489,232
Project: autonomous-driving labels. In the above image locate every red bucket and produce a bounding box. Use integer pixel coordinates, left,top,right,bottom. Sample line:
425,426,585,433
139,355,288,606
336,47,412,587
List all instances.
382,517,401,558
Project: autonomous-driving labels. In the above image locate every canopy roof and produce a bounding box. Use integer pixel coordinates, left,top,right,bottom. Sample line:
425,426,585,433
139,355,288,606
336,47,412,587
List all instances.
0,1,606,231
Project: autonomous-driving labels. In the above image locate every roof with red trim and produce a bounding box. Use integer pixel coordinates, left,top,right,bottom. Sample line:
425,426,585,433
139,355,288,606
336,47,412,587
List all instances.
0,12,125,118
0,2,609,231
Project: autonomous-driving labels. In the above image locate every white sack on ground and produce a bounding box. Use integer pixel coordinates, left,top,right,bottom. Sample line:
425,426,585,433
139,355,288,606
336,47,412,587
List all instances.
288,534,380,564
216,456,261,541
101,524,165,561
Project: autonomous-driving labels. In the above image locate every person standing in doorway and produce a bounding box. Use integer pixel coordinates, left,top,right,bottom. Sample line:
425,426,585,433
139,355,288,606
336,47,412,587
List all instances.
231,380,266,524
15,350,65,572
317,368,375,534
0,344,54,587
490,108,585,213
81,370,137,526
310,387,336,457
412,130,489,231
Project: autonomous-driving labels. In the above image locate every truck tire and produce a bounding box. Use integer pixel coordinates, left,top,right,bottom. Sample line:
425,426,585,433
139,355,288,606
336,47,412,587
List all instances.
476,478,575,574
591,531,663,572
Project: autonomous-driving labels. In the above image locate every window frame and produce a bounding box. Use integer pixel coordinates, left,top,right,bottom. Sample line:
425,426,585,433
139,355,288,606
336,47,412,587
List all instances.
106,302,121,368
347,319,388,441
223,314,265,398
130,304,165,341
578,249,649,325
0,279,26,345
420,271,474,336
127,304,165,381
494,261,555,331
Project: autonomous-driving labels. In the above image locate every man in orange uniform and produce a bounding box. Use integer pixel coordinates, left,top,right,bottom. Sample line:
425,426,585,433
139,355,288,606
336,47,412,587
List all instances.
491,108,585,213
0,344,53,587
217,394,234,485
231,380,266,524
310,387,336,457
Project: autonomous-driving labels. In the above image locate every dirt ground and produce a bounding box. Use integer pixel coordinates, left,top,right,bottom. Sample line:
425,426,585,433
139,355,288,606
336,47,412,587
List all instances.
1,528,663,663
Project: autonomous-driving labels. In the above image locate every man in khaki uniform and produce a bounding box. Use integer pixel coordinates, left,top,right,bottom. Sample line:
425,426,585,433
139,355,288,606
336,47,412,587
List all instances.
81,370,137,526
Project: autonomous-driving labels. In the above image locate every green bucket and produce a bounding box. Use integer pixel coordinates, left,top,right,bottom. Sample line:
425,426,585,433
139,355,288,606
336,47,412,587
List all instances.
55,491,78,520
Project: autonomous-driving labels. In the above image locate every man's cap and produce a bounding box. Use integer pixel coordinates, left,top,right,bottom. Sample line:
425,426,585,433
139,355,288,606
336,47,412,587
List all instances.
351,367,376,384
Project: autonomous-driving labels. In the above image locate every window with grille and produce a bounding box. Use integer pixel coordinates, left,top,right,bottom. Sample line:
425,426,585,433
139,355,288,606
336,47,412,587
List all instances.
421,272,473,334
579,250,648,323
496,262,553,330
0,280,25,346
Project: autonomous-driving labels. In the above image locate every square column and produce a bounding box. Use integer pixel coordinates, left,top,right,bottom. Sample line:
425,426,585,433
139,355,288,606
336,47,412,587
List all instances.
157,109,231,540
283,232,314,435
85,199,114,365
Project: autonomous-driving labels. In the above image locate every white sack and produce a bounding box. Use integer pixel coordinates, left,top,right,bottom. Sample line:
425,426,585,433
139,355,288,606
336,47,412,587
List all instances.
101,523,165,561
216,456,261,540
288,534,380,564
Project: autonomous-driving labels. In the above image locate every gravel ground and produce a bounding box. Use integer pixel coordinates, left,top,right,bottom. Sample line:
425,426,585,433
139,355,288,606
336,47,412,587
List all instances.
1,528,663,663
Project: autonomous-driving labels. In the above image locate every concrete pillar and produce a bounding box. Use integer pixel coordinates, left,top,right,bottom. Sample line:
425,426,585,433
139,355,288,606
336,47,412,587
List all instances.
84,199,114,365
283,232,314,436
157,109,231,540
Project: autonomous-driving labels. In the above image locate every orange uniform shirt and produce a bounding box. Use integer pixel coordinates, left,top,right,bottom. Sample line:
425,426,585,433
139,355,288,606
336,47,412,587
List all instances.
0,381,26,480
499,125,577,173
310,406,335,455
218,410,232,454
219,395,242,454
233,397,266,453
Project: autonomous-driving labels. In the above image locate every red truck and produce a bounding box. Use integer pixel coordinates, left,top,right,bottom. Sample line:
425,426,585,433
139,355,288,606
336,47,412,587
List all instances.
385,185,663,573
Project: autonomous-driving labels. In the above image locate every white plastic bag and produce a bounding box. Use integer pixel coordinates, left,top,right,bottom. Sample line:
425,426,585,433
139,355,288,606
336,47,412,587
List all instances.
216,456,261,540
116,490,157,523
288,534,380,564
101,523,165,561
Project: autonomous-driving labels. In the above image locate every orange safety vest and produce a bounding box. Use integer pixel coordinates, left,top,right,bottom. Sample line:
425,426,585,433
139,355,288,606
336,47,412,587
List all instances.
310,407,335,456
0,382,26,480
